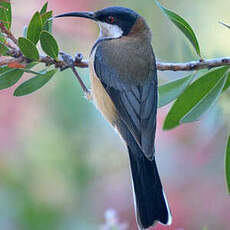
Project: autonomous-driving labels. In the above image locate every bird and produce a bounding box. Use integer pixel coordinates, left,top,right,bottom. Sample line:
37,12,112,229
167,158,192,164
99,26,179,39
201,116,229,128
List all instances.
55,6,172,229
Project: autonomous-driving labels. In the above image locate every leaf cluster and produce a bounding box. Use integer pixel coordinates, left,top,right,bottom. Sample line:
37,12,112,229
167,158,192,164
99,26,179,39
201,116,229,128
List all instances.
154,0,230,193
0,2,58,96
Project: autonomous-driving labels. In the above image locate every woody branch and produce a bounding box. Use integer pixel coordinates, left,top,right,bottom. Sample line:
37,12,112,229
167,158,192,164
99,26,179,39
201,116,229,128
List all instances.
1,22,230,72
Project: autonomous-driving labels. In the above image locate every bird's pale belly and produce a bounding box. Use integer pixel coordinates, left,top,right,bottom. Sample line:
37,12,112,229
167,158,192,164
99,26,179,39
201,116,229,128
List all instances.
89,52,118,125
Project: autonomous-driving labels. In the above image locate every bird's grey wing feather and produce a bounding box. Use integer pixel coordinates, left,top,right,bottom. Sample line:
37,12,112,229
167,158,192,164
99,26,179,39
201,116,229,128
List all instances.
94,42,158,159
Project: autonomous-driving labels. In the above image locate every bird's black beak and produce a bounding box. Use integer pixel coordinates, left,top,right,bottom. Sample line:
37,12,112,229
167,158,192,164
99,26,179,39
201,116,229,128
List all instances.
54,12,96,21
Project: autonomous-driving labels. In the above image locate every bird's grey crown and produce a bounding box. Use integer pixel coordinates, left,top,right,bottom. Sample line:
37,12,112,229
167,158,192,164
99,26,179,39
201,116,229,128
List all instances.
94,6,139,36
95,6,139,18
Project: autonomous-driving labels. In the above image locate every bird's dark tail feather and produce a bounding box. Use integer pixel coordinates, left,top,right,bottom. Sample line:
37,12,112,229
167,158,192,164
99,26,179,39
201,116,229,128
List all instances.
127,146,172,229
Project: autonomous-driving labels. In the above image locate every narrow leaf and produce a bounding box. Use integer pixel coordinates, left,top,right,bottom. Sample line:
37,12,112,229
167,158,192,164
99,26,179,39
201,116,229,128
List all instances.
155,0,201,56
0,65,10,74
158,74,194,107
223,72,230,91
24,62,38,70
225,135,230,195
0,69,24,90
18,37,40,61
27,11,42,44
163,67,229,130
0,40,9,55
41,11,52,24
41,11,52,33
181,73,227,123
14,69,57,96
0,1,11,29
18,68,44,75
11,62,39,73
40,2,48,14
0,62,36,90
40,31,59,59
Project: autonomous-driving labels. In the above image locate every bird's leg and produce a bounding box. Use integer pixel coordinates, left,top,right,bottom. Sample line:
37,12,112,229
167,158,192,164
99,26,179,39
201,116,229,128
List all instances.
59,51,92,100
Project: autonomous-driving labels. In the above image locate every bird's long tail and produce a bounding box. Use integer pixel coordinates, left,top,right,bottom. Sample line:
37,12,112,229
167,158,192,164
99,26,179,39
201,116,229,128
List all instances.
127,146,172,229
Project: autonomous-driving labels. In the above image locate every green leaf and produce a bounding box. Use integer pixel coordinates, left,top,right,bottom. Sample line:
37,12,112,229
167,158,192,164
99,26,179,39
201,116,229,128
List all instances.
0,1,12,29
0,40,9,55
223,72,230,91
0,62,37,90
158,74,194,107
0,63,36,76
18,37,40,61
14,69,57,96
163,67,229,130
27,11,42,44
0,32,4,38
19,68,44,75
40,31,59,59
41,11,52,24
0,65,10,74
41,11,53,33
0,36,5,43
155,0,201,56
40,2,48,14
181,73,227,123
225,135,230,195
0,69,24,90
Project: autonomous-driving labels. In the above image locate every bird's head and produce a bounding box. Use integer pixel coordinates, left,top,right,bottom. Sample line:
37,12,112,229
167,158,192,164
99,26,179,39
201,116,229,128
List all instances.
55,6,151,40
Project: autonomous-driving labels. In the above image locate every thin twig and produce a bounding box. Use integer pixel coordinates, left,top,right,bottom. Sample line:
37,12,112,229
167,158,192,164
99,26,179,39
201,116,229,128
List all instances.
156,57,230,71
0,22,18,46
70,65,89,93
59,51,89,94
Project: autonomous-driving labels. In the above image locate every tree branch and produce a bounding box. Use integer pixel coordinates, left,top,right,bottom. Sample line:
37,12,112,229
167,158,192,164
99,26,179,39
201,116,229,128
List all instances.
72,56,230,71
156,57,230,71
2,53,230,72
1,21,230,72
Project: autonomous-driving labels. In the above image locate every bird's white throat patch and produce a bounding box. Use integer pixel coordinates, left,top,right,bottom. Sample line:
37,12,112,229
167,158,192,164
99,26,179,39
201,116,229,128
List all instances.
98,22,123,39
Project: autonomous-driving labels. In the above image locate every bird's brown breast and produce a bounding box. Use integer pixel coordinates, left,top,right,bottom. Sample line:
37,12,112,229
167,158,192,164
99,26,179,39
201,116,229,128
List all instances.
89,49,118,125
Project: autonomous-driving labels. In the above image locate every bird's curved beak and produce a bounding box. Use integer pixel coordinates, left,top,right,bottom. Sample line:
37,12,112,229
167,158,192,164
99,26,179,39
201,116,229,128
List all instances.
54,12,96,21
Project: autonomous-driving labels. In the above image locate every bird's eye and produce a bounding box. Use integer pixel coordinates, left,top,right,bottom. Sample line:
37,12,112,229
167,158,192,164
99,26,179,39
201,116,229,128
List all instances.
106,16,115,24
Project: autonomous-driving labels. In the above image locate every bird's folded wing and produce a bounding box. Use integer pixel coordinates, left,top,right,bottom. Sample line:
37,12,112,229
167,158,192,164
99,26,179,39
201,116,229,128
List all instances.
94,42,158,160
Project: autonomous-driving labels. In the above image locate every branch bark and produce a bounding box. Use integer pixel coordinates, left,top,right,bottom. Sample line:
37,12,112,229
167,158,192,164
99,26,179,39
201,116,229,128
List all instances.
156,57,230,71
2,54,230,72
72,56,230,72
1,22,230,72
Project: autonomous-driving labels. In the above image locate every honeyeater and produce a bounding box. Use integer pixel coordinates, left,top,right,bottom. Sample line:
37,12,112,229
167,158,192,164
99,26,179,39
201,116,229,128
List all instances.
55,6,172,229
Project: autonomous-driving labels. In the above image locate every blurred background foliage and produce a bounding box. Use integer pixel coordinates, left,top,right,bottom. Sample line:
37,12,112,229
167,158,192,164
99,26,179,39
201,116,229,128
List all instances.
1,0,230,230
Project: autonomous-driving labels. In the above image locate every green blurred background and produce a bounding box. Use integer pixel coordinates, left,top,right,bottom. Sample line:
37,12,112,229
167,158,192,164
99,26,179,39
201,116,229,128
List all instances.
1,0,230,229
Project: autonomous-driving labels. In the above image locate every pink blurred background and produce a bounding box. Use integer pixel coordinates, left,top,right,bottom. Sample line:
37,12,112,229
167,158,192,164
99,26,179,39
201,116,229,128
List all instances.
1,0,230,229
